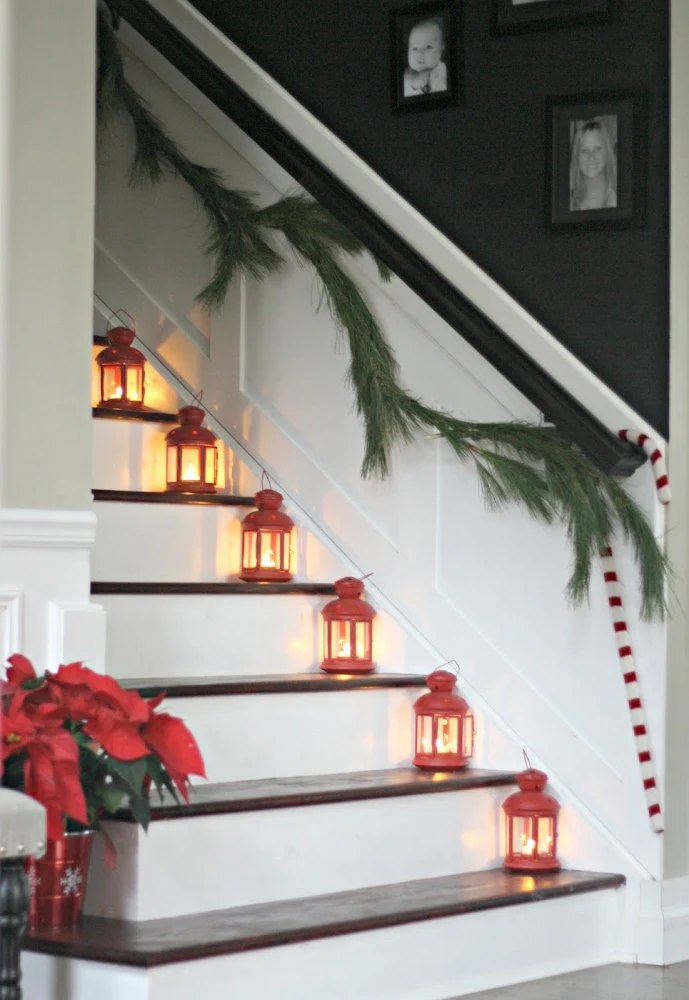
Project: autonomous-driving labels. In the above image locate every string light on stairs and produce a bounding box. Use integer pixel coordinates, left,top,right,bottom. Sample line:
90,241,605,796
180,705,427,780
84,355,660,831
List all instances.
239,475,295,582
412,664,474,770
502,758,560,872
320,576,376,673
96,312,146,410
165,396,219,494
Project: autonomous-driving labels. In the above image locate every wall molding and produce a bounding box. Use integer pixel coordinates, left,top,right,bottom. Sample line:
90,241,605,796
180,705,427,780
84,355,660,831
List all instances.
108,0,646,477
0,590,23,661
0,508,97,550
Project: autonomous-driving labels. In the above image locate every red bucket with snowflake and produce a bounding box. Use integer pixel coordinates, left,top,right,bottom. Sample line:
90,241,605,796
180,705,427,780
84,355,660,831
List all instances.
25,832,93,930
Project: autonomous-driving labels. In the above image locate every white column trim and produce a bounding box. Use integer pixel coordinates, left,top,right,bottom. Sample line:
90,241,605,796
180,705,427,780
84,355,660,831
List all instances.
0,589,22,662
0,508,97,549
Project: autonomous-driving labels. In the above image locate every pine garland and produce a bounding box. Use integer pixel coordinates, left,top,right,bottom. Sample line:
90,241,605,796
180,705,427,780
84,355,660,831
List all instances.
96,12,668,620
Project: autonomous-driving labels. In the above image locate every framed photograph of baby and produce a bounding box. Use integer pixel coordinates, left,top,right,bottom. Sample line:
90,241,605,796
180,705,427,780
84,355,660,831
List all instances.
390,2,462,114
493,0,614,35
546,90,647,232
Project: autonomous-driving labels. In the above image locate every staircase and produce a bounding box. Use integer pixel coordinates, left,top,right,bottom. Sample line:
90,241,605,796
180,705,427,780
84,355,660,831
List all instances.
20,345,626,1000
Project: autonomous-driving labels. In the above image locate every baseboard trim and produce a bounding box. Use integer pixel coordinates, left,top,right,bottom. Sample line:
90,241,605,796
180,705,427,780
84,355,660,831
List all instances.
637,875,689,965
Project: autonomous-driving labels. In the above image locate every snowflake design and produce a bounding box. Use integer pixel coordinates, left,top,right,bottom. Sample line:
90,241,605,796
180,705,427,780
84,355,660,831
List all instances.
27,870,41,898
60,866,83,896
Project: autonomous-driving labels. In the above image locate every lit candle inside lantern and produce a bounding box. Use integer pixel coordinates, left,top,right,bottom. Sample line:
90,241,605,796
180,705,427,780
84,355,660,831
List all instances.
182,460,199,481
338,636,351,657
260,548,276,568
114,385,123,399
436,731,453,753
522,836,536,855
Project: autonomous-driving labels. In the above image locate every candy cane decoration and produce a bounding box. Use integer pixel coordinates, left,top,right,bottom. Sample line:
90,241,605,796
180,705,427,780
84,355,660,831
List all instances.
598,429,669,834
618,429,671,504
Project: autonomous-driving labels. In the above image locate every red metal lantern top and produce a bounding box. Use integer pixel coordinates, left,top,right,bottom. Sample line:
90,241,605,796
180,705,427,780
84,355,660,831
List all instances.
503,768,559,817
413,669,470,715
243,488,294,530
96,326,146,366
165,405,218,446
322,577,376,621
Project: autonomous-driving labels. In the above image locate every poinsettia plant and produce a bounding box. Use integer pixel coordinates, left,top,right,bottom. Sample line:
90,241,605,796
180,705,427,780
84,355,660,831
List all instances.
1,654,206,843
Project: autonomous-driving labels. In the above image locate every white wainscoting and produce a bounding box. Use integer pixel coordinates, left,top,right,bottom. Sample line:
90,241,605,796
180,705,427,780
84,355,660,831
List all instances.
94,40,666,883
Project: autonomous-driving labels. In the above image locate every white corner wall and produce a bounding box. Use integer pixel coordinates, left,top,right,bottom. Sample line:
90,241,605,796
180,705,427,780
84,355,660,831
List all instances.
94,34,667,882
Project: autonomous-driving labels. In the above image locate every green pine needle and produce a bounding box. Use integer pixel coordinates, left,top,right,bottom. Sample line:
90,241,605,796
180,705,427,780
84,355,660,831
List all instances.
96,11,669,620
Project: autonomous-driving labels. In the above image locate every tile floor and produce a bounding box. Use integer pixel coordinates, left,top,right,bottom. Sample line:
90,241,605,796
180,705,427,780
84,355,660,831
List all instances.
456,961,689,999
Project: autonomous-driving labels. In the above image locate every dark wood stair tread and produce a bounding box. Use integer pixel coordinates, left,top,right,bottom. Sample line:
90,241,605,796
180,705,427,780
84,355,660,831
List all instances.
92,406,178,424
23,869,625,968
93,489,255,506
122,672,428,698
112,767,518,821
91,581,337,595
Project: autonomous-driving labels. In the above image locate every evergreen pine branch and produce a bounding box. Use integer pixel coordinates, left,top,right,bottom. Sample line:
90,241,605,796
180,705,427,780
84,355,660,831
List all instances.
96,12,669,619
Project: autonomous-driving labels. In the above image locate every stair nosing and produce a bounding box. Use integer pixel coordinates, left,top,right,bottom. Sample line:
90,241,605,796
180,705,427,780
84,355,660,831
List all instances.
120,672,428,698
91,581,337,596
109,767,519,823
22,869,626,968
92,406,178,424
93,489,255,507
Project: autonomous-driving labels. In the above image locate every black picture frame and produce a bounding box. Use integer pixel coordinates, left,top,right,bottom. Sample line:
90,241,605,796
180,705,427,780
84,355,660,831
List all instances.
493,0,614,35
546,90,647,233
390,2,461,114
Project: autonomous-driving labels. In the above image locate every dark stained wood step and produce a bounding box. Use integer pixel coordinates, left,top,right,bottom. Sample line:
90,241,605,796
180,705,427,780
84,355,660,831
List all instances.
111,767,518,822
93,489,255,506
92,406,178,424
23,869,625,968
91,581,337,596
122,672,428,698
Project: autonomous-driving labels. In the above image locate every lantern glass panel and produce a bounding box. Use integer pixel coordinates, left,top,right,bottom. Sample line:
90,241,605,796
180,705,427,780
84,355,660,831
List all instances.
462,713,474,756
102,366,123,401
513,816,537,858
417,715,433,755
166,446,177,485
258,529,280,569
180,446,201,483
243,530,258,569
205,447,217,484
330,619,351,658
436,716,458,755
125,368,143,402
537,817,555,856
354,621,370,660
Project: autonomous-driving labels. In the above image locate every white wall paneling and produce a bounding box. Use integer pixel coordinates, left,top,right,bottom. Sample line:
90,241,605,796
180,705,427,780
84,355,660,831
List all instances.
94,31,666,902
0,508,105,671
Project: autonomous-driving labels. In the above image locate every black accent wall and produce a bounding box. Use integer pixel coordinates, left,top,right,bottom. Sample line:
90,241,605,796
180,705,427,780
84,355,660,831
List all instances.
189,0,669,435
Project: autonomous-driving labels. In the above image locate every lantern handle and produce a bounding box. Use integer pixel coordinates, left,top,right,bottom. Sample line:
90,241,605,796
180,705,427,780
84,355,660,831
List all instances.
523,750,533,770
107,309,136,333
190,389,204,407
359,572,374,582
261,469,273,491
435,659,460,678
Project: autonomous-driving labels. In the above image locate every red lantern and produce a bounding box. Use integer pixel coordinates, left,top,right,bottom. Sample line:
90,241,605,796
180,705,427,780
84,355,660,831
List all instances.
502,768,560,872
165,405,218,493
321,577,376,673
239,489,294,582
96,326,146,409
412,669,474,769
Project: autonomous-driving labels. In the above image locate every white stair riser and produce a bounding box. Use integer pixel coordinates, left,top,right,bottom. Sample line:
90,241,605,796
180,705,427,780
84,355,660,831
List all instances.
101,594,432,677
84,787,507,919
160,689,418,783
153,694,501,783
91,419,235,493
93,502,245,582
26,889,621,1000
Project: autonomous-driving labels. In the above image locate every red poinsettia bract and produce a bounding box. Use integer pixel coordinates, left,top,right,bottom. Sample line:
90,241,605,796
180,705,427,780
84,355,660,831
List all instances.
2,655,206,838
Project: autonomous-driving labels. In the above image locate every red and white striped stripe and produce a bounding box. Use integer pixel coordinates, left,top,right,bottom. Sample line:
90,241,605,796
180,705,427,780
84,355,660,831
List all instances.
618,429,671,505
599,546,663,833
597,431,669,834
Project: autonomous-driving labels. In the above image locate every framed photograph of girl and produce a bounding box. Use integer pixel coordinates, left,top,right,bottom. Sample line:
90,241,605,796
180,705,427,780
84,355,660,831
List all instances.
390,2,462,114
493,0,614,35
546,90,647,232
